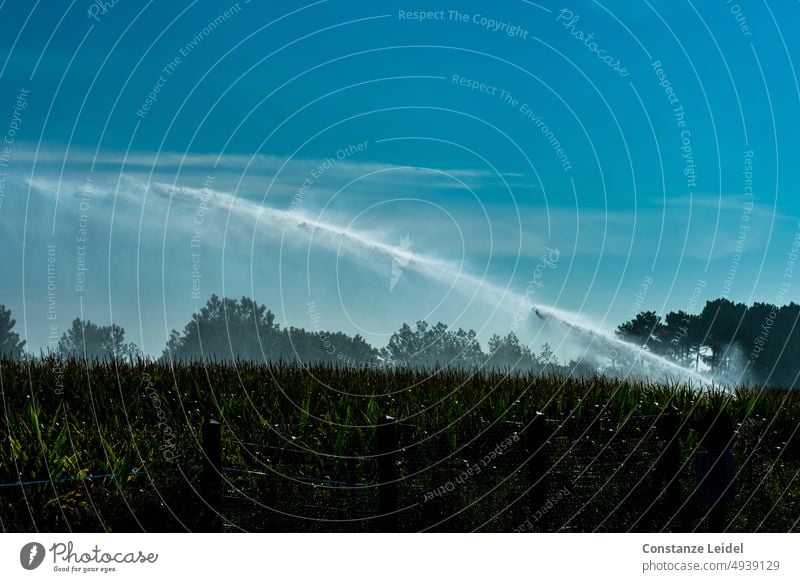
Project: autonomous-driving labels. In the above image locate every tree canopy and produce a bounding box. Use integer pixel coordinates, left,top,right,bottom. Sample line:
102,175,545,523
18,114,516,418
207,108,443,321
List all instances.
58,318,141,361
162,295,281,362
381,320,485,369
615,298,800,387
0,305,25,357
162,295,377,366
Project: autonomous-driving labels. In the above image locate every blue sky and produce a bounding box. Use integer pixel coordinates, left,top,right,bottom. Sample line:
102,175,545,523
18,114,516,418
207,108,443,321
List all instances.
1,0,799,358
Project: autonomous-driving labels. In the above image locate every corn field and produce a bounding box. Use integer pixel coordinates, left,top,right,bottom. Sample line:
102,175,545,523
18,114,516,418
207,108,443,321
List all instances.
0,358,797,532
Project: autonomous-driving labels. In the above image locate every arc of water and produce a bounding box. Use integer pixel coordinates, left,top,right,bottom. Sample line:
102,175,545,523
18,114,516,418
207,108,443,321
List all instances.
164,183,712,387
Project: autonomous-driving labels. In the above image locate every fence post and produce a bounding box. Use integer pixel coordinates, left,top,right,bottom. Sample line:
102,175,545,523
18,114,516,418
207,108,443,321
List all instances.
658,410,682,508
638,409,682,530
695,409,735,532
200,418,222,532
376,415,398,532
526,412,549,530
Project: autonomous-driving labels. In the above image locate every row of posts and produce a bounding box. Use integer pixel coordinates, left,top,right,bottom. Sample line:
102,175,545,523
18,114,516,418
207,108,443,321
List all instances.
198,409,735,532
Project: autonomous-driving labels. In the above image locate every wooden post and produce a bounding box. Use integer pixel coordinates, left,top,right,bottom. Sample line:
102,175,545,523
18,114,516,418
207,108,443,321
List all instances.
638,409,682,530
659,410,682,508
695,410,735,532
526,412,549,530
200,418,222,532
376,415,398,532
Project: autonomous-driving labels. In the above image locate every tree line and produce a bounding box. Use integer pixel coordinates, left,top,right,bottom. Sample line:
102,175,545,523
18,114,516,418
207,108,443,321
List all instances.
614,298,800,387
0,296,563,373
0,295,798,387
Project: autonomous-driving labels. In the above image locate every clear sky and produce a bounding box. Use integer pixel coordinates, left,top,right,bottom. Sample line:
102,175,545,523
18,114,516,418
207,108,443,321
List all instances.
1,0,798,358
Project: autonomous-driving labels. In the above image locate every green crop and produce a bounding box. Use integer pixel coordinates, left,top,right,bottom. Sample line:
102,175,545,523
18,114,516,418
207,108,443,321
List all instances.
0,358,796,532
